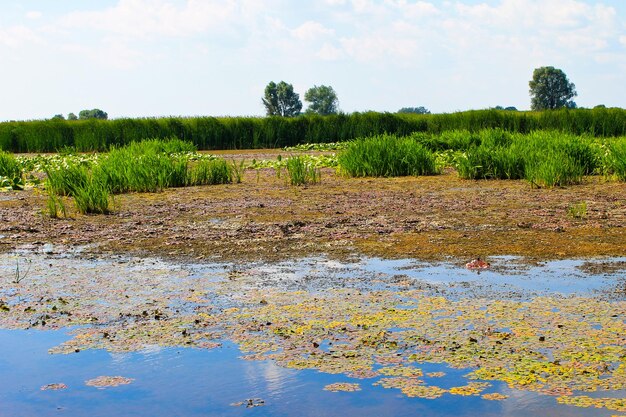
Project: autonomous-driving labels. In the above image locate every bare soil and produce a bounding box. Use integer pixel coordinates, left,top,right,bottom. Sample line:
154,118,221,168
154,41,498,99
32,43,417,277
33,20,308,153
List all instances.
1,166,624,262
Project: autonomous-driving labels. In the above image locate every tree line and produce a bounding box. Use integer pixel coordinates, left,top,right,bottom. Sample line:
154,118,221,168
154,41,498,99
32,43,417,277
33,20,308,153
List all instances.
259,66,591,119
48,67,608,122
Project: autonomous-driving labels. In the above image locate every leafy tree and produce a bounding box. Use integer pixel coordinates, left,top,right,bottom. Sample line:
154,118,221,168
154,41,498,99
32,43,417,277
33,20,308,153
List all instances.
594,104,606,109
529,66,577,110
51,114,65,120
262,81,302,117
493,106,518,111
304,85,339,115
398,106,431,114
78,109,108,120
67,113,78,121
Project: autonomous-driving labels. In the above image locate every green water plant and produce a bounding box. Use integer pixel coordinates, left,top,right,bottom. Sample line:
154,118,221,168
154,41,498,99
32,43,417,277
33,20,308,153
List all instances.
284,156,321,185
188,159,233,186
338,134,439,177
567,201,587,220
606,138,626,181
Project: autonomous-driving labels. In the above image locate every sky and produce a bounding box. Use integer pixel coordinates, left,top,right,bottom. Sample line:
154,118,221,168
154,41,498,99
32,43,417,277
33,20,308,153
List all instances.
0,0,624,121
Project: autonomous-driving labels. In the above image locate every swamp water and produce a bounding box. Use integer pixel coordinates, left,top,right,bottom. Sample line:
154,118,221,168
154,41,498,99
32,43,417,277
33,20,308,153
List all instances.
0,249,624,417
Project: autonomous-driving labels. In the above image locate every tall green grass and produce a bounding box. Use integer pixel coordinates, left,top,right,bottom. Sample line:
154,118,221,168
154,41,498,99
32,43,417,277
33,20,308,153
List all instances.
188,159,233,186
72,178,111,214
338,134,439,177
0,151,22,179
453,131,601,187
606,138,626,181
2,108,625,153
44,139,235,215
45,163,111,214
284,156,321,185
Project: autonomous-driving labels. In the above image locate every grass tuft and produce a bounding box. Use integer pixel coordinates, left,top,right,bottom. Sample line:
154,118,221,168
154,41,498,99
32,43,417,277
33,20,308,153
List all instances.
284,156,321,185
338,134,439,177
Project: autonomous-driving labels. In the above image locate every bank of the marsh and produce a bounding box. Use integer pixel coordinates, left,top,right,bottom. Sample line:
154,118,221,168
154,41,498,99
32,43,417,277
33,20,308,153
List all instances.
0,167,624,262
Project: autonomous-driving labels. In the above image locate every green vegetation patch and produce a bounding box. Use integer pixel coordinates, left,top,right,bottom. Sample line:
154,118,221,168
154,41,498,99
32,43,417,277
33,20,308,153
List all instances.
42,139,236,214
338,134,439,177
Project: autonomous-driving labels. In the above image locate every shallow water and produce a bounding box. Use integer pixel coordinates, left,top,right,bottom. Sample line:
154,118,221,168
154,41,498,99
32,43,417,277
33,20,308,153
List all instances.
0,249,624,416
0,330,618,417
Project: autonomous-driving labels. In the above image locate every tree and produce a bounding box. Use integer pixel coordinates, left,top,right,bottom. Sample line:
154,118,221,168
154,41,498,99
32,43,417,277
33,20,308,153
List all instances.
51,114,65,120
529,66,577,110
398,106,431,114
78,109,108,120
262,81,302,117
304,85,338,115
68,113,78,121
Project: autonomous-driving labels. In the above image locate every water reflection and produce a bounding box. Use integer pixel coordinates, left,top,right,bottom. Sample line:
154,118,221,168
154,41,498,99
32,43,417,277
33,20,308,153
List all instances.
0,251,624,416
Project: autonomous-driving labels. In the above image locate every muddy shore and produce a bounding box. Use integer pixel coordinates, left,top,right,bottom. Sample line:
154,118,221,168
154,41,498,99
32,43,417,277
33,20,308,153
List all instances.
1,167,624,262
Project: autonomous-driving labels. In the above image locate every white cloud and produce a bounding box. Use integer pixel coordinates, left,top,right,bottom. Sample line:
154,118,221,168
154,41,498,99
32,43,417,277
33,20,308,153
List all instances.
341,35,419,62
292,21,334,41
316,43,343,60
26,11,43,20
61,0,242,39
0,25,42,48
385,0,439,18
620,35,626,47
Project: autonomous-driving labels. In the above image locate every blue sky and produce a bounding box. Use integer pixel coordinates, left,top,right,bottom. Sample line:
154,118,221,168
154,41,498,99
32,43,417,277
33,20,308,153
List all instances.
0,0,624,120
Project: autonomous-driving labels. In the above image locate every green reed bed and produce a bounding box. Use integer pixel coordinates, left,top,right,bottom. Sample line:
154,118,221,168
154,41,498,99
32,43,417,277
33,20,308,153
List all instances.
188,159,233,186
454,131,604,187
0,151,24,190
44,139,235,214
284,156,321,186
339,130,622,187
606,138,626,181
2,108,625,153
338,134,439,177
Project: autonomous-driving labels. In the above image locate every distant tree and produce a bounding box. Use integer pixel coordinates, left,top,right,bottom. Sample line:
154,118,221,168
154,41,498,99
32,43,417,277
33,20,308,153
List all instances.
262,81,302,117
78,109,108,120
505,106,518,111
397,106,431,114
51,114,65,120
304,85,339,115
594,104,606,109
529,66,577,110
67,113,78,121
